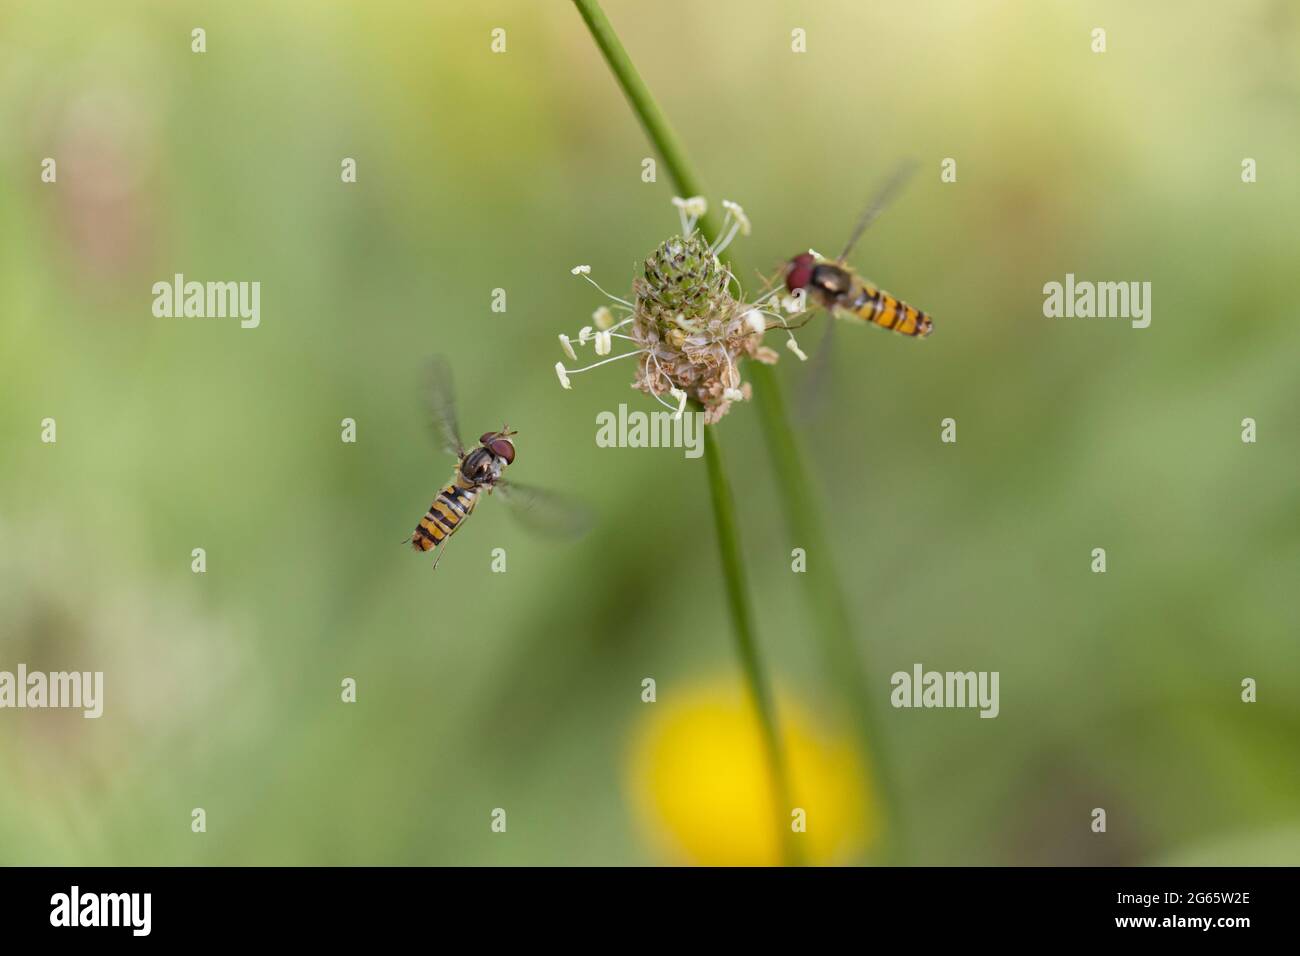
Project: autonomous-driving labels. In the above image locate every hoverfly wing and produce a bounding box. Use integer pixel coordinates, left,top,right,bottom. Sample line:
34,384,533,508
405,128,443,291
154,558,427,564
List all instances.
837,159,920,264
496,480,594,540
795,315,837,424
424,355,464,457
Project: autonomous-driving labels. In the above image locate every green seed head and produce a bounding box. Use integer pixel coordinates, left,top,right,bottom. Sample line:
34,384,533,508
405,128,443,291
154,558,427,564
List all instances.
559,196,782,425
636,233,730,329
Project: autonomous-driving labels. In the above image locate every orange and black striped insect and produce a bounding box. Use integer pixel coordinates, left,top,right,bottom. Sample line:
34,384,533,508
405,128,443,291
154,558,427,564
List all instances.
409,358,590,571
783,162,934,338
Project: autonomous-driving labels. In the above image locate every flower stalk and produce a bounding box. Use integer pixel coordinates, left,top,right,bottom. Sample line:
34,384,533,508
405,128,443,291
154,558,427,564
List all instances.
572,0,799,864
700,410,802,867
571,0,902,864
559,198,793,423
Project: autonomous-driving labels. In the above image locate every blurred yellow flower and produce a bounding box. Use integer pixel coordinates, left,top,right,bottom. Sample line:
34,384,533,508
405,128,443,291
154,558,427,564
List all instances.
627,680,875,866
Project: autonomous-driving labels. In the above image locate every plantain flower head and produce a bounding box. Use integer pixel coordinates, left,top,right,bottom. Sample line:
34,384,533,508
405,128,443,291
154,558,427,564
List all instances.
556,198,805,424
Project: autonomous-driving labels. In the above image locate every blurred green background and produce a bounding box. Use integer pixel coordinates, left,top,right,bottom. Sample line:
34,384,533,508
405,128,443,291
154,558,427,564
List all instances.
1,0,1297,865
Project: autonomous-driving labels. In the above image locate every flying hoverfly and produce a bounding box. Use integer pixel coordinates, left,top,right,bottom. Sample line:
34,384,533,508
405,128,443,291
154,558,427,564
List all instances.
782,161,935,338
409,357,591,570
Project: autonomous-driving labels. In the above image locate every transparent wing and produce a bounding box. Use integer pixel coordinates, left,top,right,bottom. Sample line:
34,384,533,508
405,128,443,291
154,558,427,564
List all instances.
424,356,464,457
496,480,594,540
795,315,837,424
838,160,920,263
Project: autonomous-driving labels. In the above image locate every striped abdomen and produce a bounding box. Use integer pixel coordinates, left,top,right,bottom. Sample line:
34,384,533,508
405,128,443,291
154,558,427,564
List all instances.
840,276,933,337
411,482,479,552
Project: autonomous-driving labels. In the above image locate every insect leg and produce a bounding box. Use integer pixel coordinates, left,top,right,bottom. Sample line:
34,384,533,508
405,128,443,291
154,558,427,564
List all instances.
430,534,453,572
783,309,822,332
751,266,785,300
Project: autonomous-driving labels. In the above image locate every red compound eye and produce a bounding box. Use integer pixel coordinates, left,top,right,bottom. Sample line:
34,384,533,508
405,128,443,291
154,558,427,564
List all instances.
785,253,815,292
488,438,515,464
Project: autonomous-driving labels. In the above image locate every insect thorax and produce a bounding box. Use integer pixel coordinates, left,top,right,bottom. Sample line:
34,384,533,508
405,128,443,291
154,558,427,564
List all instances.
458,446,507,489
811,262,855,305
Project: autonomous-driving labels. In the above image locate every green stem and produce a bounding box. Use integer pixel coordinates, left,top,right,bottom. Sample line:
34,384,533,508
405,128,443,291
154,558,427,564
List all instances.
571,0,899,864
700,415,801,867
747,363,904,865
573,0,794,864
570,0,718,237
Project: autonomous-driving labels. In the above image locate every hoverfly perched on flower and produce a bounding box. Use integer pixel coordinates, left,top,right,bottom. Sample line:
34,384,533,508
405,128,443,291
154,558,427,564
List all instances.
782,161,935,339
410,357,591,570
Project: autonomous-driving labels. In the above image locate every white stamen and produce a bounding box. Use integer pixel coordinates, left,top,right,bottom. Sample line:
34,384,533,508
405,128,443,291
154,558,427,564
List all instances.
578,326,592,346
648,390,678,413
712,221,743,256
565,349,646,374
743,309,766,335
671,195,708,234
555,362,572,389
670,387,688,420
558,334,577,360
786,338,808,361
723,268,743,298
671,196,691,235
595,330,612,356
721,199,751,235
671,195,707,218
592,306,613,330
715,199,751,253
644,358,679,414
576,272,634,308
716,345,745,395
648,351,672,389
723,387,744,402
571,264,591,275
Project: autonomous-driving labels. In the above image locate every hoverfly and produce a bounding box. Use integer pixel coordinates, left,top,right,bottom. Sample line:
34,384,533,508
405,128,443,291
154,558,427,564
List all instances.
782,162,934,338
409,357,591,570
